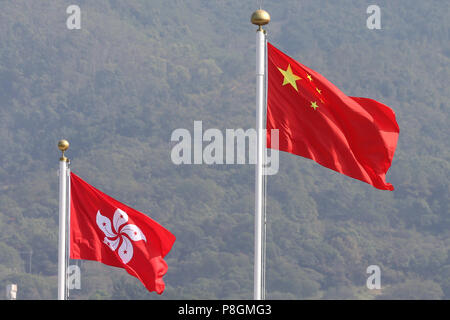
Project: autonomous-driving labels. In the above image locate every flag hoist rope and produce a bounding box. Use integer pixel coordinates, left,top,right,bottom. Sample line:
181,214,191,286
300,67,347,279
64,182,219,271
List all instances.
252,9,270,300
58,139,70,300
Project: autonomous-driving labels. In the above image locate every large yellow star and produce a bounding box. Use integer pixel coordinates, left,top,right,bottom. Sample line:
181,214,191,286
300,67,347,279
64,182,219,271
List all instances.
277,64,302,92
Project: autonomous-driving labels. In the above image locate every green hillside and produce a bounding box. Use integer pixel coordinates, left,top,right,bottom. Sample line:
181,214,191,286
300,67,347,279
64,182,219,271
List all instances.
0,0,448,299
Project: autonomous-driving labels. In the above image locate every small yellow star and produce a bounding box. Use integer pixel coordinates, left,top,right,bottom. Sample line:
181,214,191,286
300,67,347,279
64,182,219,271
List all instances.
307,74,313,82
277,64,302,92
310,101,319,110
316,88,322,94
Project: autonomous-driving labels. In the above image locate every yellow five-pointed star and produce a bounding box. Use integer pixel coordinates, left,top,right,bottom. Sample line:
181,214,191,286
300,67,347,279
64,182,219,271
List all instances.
277,64,302,91
316,88,322,94
307,74,313,82
310,101,319,110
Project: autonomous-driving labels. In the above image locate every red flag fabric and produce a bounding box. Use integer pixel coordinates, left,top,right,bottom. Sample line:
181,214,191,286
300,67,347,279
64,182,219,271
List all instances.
69,172,176,294
267,43,399,190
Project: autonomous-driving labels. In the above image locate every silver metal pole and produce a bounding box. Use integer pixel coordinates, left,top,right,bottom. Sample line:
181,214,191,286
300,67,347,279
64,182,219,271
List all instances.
57,140,69,300
251,8,270,301
254,26,266,301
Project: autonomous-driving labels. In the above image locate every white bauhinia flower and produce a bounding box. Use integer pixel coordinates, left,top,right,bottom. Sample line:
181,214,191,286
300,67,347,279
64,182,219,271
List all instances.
96,209,147,264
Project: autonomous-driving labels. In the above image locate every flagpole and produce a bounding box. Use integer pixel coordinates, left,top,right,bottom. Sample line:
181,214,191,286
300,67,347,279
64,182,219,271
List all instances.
66,164,71,300
251,9,270,300
57,139,69,300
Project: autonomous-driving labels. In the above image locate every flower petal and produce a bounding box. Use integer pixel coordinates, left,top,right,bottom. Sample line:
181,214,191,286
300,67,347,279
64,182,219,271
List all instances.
96,210,116,238
121,224,147,242
118,236,133,264
113,208,128,233
103,236,120,251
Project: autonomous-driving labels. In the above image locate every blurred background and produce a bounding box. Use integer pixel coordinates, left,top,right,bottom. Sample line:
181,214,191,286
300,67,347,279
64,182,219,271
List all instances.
0,0,448,299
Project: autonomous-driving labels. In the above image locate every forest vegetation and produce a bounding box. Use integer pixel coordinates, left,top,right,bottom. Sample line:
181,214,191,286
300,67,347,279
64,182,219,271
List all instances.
0,0,448,299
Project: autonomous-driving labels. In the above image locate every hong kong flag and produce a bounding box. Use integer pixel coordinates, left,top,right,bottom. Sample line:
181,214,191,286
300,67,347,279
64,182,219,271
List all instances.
69,172,176,294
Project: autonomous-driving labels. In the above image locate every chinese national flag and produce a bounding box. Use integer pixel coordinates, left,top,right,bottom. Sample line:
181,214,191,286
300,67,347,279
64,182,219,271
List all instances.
267,43,399,190
69,172,176,294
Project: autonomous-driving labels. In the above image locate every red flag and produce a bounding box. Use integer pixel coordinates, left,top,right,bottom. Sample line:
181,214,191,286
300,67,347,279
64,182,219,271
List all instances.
267,43,399,190
69,172,176,294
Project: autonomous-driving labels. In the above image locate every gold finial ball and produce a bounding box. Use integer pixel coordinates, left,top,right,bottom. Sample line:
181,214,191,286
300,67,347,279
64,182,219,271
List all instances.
251,9,270,26
58,139,69,152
